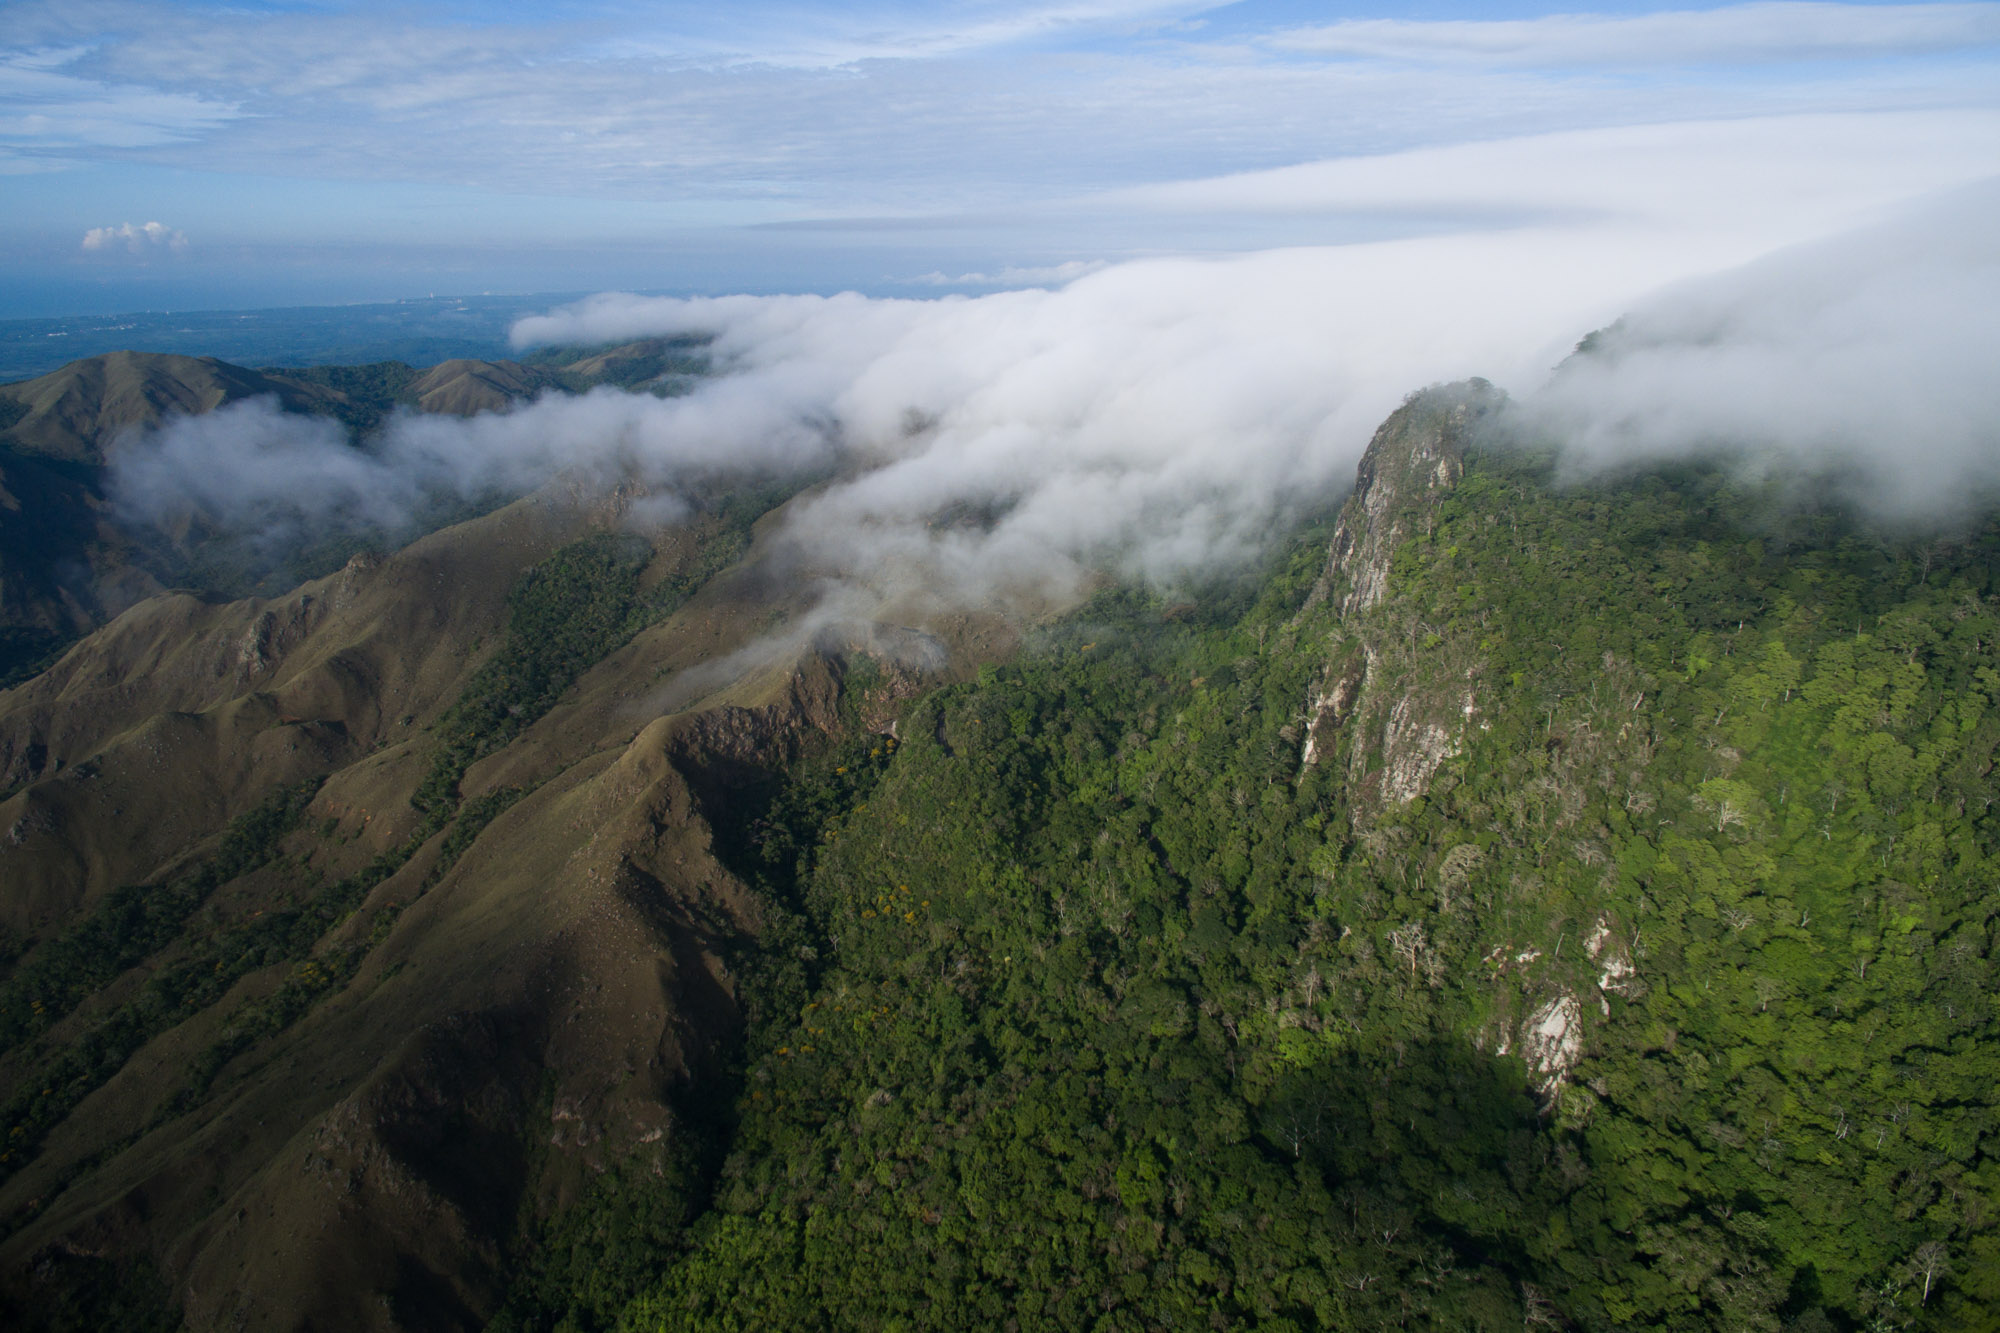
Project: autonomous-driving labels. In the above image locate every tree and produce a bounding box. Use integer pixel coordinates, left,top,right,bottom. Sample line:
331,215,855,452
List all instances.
1386,921,1430,980
1904,1241,1950,1306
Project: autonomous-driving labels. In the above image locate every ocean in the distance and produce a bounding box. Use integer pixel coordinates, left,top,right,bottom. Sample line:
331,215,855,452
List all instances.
0,292,594,381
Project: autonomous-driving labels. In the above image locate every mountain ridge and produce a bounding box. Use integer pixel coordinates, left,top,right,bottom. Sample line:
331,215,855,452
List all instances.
2,376,1997,1331
0,341,707,686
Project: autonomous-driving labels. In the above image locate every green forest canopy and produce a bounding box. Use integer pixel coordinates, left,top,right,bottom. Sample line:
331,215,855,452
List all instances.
496,440,2000,1333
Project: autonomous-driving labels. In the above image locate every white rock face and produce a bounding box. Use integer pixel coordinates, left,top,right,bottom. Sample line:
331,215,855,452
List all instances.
1521,994,1584,1093
1298,384,1497,797
1377,688,1474,806
1585,914,1636,1001
1583,917,1612,958
1299,668,1363,766
1322,396,1474,619
1598,951,1635,994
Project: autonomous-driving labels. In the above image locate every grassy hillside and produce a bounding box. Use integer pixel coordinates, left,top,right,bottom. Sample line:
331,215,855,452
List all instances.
0,464,858,1329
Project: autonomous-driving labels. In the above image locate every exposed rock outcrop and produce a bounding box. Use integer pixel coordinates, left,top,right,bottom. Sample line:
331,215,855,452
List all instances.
1303,383,1488,621
1297,381,1501,817
1519,993,1585,1094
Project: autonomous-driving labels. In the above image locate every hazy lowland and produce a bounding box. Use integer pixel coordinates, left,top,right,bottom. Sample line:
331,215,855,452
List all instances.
1,194,1998,1333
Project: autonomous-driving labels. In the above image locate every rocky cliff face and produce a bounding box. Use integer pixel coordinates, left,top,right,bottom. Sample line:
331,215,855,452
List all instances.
1297,380,1500,816
1293,380,1661,1101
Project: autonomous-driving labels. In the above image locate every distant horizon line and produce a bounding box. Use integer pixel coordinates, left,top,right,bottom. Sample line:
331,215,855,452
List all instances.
0,289,603,327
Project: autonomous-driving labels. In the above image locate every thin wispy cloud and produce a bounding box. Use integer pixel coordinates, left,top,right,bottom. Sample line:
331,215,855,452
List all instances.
600,1,1212,69
2,2,1998,314
1095,111,2000,240
0,44,237,162
1274,3,2000,68
5,1,1998,216
906,260,1108,287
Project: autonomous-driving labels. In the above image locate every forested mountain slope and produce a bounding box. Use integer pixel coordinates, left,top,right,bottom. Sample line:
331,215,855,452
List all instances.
592,387,1996,1333
1,377,1995,1332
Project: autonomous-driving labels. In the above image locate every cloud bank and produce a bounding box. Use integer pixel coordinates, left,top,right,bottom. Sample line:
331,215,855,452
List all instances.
109,375,838,556
907,261,1108,288
104,115,2000,620
507,182,2000,602
457,215,1751,602
120,226,1620,609
1521,184,2000,523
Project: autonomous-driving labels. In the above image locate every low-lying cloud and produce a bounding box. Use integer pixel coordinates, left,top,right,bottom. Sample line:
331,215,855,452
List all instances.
110,372,838,554
469,236,1674,600
124,228,1616,607
906,261,1108,288
109,175,2000,624
1521,182,2000,523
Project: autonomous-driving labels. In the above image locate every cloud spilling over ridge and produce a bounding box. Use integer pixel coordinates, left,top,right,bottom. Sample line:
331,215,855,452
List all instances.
110,174,2000,620
509,234,1693,598
507,186,2000,600
1522,183,2000,523
121,227,1643,605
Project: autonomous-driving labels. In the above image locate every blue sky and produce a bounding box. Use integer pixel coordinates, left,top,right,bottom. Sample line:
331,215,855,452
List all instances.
4,0,1999,315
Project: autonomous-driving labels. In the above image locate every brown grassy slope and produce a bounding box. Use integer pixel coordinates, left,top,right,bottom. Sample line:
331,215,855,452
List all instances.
0,479,991,1330
0,457,155,661
5,713,767,1331
405,359,565,417
0,489,586,936
0,351,340,467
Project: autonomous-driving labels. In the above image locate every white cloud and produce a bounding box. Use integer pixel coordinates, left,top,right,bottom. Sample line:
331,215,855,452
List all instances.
81,219,188,252
111,108,1997,618
495,219,1787,603
119,177,2000,629
1274,3,2000,67
601,1,1213,69
63,30,1998,616
1102,110,2000,218
1090,109,2000,272
1521,183,2000,523
111,375,838,553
